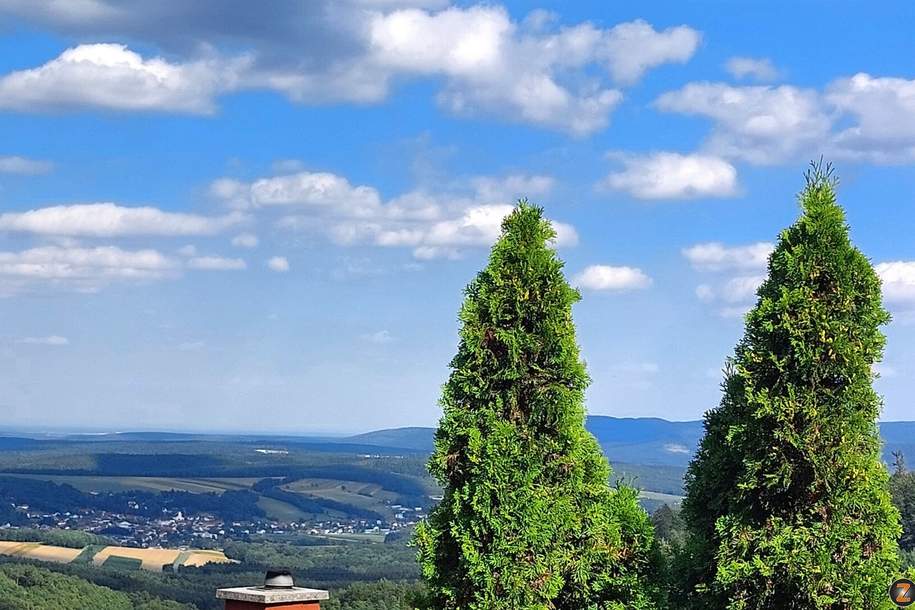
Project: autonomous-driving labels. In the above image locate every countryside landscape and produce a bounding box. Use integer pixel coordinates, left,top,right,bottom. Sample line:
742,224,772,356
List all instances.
2,2,915,609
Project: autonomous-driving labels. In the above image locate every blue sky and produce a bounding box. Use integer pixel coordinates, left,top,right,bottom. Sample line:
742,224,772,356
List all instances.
0,1,913,433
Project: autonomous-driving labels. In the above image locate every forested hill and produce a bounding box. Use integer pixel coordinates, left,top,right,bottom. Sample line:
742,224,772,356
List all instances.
349,417,915,467
4,417,912,468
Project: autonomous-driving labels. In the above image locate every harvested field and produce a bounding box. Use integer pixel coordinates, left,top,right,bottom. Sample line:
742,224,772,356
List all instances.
92,547,181,572
0,541,83,563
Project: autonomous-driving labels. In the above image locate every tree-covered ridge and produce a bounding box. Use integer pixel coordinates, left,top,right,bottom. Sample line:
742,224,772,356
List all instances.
679,164,901,609
0,563,192,610
416,202,658,609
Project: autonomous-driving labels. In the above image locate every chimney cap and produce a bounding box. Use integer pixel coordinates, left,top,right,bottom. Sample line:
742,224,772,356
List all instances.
264,569,294,589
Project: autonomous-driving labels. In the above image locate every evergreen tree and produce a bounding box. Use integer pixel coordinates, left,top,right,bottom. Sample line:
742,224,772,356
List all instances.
415,202,658,609
678,163,901,609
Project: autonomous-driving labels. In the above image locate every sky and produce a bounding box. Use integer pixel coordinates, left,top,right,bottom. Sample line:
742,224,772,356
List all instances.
0,1,913,434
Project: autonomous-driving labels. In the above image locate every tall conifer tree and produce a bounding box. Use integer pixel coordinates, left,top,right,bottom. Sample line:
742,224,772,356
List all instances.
415,202,658,609
679,164,901,609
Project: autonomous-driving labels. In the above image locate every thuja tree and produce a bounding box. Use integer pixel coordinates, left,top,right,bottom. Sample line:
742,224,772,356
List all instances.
678,164,900,609
415,202,658,609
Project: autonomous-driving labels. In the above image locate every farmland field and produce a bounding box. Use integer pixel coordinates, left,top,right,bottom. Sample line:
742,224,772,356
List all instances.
0,473,259,494
0,542,232,573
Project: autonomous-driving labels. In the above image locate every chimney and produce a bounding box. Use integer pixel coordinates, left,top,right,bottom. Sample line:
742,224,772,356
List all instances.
216,570,329,610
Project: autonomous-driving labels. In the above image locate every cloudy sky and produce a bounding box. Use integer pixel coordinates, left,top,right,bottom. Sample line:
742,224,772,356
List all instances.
0,1,913,433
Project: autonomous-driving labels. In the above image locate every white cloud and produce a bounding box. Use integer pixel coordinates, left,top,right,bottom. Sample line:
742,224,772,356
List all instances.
214,170,576,260
825,74,915,163
655,82,831,165
682,241,773,271
0,8,700,134
187,256,246,271
364,329,394,344
664,443,691,454
876,261,915,307
602,152,738,199
16,335,69,346
0,44,244,113
0,203,244,237
598,20,701,84
267,256,290,272
656,73,915,165
470,174,554,202
0,156,54,175
367,12,698,134
573,265,652,291
685,241,770,317
725,57,779,82
0,245,177,294
231,233,259,248
177,245,197,257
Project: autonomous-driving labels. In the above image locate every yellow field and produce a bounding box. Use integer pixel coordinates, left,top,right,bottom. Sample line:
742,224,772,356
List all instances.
19,545,82,563
182,549,235,567
0,541,40,556
92,546,181,571
0,541,80,564
0,541,231,572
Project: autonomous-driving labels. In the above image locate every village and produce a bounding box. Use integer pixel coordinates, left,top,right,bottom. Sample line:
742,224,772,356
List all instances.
1,500,427,549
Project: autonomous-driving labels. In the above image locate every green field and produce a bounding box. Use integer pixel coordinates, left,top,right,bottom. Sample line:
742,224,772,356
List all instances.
282,478,401,519
255,496,311,522
0,474,260,494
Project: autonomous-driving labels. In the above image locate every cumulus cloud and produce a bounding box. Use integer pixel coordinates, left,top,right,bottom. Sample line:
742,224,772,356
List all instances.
0,44,243,114
187,256,246,271
602,152,738,199
0,203,244,237
725,57,779,82
685,241,771,317
0,156,54,175
0,245,178,294
231,233,259,248
213,169,574,259
267,256,290,272
825,74,915,163
656,73,915,165
0,3,700,134
573,265,652,291
16,335,69,346
470,174,555,202
682,241,773,271
876,261,915,307
655,82,831,165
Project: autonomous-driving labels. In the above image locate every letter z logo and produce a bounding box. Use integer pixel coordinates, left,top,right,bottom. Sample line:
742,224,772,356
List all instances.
891,579,915,607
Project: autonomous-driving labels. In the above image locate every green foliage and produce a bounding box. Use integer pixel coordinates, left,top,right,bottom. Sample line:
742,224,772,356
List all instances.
678,164,901,609
102,556,144,571
0,563,131,609
0,527,114,549
415,202,658,609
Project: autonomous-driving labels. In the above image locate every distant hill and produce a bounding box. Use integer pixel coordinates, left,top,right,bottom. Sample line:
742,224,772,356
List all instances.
341,417,915,468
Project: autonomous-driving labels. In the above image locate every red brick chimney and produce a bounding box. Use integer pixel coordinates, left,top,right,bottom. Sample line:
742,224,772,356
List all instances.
216,570,329,610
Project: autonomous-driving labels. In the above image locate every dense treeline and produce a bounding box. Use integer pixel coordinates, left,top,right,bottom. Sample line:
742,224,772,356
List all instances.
0,563,193,610
0,527,113,548
7,459,428,498
0,477,264,522
891,452,915,552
